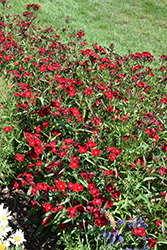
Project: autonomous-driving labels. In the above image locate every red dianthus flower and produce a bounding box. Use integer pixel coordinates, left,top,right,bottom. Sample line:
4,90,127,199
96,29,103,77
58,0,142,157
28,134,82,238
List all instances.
91,148,101,156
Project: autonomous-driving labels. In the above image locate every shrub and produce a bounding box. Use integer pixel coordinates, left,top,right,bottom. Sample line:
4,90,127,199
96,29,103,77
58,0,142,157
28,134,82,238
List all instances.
1,2,167,249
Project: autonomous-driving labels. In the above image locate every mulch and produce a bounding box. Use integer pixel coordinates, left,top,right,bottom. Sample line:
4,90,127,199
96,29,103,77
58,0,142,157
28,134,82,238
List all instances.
0,180,64,250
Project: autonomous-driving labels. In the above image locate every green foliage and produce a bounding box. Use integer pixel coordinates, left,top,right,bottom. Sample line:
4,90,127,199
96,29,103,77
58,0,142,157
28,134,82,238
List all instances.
0,1,167,249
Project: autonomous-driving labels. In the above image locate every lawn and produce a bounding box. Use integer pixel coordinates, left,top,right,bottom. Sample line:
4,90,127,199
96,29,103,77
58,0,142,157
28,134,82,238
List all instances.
4,0,167,58
0,1,167,250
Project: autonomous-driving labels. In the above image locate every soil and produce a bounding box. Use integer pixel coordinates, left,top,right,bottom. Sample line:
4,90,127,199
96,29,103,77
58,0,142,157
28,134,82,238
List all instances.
0,180,64,250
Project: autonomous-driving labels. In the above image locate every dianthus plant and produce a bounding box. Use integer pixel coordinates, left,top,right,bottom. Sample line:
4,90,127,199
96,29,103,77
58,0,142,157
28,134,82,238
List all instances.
1,2,167,249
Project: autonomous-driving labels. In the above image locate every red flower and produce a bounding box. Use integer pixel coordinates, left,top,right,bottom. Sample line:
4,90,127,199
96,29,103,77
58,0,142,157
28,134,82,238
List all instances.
29,139,36,147
67,207,77,218
64,138,74,144
156,220,162,227
146,128,152,134
56,180,66,191
152,133,159,141
132,227,146,237
67,182,74,189
59,222,67,230
31,200,38,208
14,181,21,189
161,97,167,104
93,198,102,206
77,116,83,122
35,146,43,155
148,238,157,248
69,156,79,169
74,183,83,192
4,126,14,132
27,3,41,10
45,203,53,212
15,154,24,163
71,107,80,117
91,148,101,156
99,64,106,70
85,88,93,95
35,139,42,146
109,153,117,161
95,216,108,227
79,221,88,229
69,160,79,169
137,81,144,87
51,147,57,154
35,126,42,133
42,214,51,226
76,204,84,213
117,73,125,78
43,121,49,128
79,146,87,154
39,64,47,72
5,56,11,61
36,160,43,167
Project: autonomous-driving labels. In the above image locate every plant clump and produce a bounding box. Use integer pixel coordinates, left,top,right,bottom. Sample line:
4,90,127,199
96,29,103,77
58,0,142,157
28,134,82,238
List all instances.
0,2,167,250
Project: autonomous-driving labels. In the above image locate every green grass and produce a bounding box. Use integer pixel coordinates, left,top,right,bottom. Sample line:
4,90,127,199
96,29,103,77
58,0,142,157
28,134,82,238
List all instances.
3,0,167,59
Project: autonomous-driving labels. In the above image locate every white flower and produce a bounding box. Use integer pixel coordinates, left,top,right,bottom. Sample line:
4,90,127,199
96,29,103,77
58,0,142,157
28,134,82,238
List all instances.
9,229,26,247
0,204,4,210
0,225,11,240
0,204,12,227
0,239,10,249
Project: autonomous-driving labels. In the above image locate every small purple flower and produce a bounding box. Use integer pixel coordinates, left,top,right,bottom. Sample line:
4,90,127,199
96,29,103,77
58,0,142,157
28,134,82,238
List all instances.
142,247,150,250
128,221,134,229
117,219,125,227
118,236,124,243
110,235,116,245
136,217,144,227
113,229,119,236
106,231,112,240
102,229,107,238
143,223,149,228
99,208,103,213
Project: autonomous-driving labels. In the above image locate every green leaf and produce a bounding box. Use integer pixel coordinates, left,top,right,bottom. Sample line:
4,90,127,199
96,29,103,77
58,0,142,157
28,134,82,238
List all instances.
79,195,89,202
134,182,141,190
40,226,51,239
76,128,94,134
85,157,95,165
32,224,45,239
139,193,153,208
79,179,88,188
157,239,167,244
59,197,70,205
142,176,156,182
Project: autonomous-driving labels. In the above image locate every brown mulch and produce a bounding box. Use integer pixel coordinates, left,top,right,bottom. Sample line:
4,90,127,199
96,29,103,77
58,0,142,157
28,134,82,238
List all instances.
0,180,64,250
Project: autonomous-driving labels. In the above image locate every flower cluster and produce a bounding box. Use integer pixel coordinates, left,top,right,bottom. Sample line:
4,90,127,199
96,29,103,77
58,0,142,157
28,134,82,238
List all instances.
0,203,26,249
1,2,167,249
101,216,157,249
27,3,41,11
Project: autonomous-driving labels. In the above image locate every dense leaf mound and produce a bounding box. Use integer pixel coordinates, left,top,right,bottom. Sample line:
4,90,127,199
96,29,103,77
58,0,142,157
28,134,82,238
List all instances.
1,3,167,249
